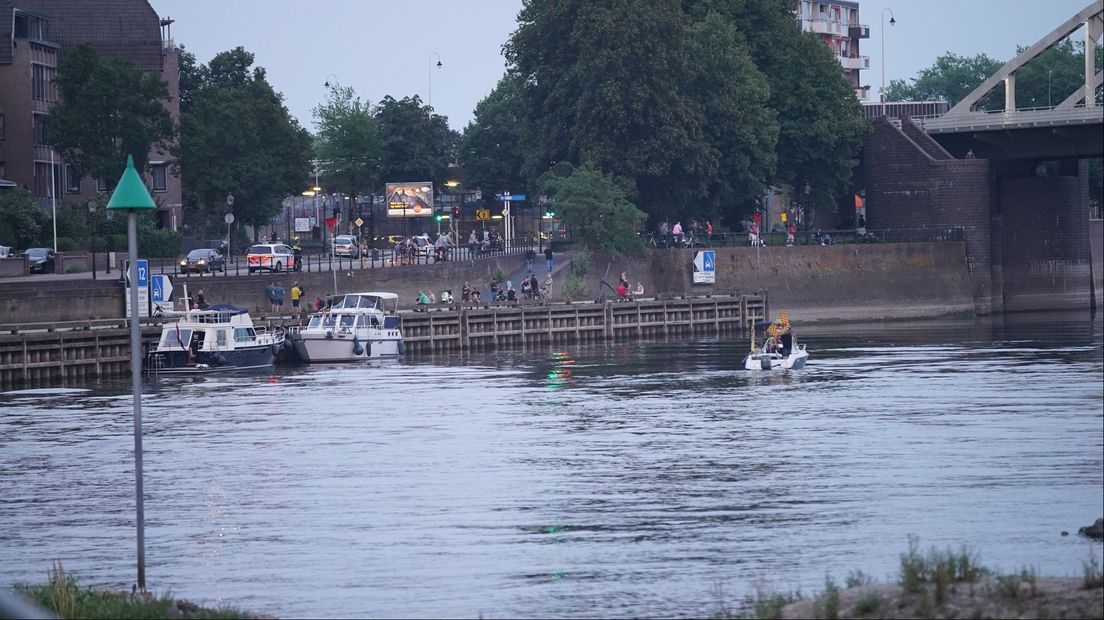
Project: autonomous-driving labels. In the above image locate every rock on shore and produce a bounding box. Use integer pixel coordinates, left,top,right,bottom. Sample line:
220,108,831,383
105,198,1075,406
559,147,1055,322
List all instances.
1079,518,1104,540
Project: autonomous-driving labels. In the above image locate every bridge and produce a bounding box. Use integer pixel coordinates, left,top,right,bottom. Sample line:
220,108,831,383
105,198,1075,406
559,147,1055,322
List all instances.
904,0,1102,159
862,0,1103,315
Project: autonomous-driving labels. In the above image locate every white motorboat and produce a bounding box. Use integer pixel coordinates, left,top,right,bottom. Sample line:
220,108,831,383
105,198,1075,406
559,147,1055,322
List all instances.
146,304,286,374
291,292,405,362
741,321,809,370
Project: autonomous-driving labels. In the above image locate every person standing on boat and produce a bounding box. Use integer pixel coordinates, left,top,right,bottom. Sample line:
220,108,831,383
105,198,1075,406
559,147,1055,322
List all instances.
194,289,209,310
774,311,793,357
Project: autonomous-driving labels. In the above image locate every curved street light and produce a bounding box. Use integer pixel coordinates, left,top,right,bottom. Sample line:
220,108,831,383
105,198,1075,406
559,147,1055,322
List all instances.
881,8,896,103
429,52,442,109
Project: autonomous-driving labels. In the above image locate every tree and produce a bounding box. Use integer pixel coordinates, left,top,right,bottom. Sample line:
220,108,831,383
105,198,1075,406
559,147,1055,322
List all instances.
313,83,382,200
729,0,868,219
0,189,48,248
507,0,713,220
48,44,173,184
682,11,777,223
883,52,1004,108
176,47,313,240
459,74,528,197
541,162,647,256
374,96,452,189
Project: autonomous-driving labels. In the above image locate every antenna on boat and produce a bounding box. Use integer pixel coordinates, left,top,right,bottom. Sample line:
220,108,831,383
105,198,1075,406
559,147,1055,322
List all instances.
181,283,191,319
749,318,756,352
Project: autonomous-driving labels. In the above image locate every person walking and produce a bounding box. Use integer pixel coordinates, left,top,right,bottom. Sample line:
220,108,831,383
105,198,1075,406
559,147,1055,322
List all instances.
672,221,684,246
705,220,713,247
526,247,535,272
545,246,554,273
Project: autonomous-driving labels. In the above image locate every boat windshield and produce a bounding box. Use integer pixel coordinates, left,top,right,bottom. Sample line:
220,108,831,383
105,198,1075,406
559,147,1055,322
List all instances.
307,316,322,329
338,315,355,328
322,314,338,328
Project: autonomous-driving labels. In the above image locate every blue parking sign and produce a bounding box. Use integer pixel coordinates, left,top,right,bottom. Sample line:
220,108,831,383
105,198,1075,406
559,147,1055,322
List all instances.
136,259,149,288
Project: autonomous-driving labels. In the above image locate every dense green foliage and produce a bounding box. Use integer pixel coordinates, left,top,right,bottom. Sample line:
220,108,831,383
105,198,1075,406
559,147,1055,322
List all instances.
176,47,313,241
313,83,382,199
499,0,867,230
458,74,528,196
541,162,647,256
0,190,47,249
374,95,453,187
884,41,1103,109
48,44,173,184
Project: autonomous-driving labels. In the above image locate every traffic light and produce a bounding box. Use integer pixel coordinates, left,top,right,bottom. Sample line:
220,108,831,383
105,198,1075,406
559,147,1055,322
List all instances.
435,214,443,222
452,206,461,219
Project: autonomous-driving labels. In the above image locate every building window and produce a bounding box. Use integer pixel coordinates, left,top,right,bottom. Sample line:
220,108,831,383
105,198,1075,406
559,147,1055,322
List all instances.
65,164,81,193
33,113,48,145
96,178,108,192
34,162,62,198
32,64,57,102
14,12,49,40
151,162,167,192
0,113,5,141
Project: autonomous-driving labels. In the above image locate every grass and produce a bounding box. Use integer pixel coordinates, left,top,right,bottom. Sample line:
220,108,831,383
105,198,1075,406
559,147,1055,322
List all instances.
15,561,250,620
810,575,840,620
1084,549,1104,589
898,534,986,603
993,567,1039,600
851,592,883,616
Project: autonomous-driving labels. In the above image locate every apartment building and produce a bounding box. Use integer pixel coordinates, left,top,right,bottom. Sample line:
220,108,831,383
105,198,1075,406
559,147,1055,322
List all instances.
795,0,871,100
0,0,181,229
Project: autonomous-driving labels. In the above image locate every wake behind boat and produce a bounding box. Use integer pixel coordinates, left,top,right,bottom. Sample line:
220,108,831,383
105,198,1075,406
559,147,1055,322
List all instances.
290,292,405,362
742,311,809,370
146,304,285,374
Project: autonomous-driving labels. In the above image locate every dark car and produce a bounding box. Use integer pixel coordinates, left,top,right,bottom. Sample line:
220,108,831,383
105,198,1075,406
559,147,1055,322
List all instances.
179,248,225,274
23,247,55,273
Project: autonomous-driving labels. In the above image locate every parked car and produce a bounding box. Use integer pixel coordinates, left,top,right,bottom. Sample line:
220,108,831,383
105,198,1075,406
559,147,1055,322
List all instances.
332,235,360,258
246,243,296,273
179,248,225,274
22,247,55,273
0,245,11,258
412,235,432,257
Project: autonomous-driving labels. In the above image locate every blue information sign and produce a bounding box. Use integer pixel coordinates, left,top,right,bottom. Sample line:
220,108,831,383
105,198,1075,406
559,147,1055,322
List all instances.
136,259,149,288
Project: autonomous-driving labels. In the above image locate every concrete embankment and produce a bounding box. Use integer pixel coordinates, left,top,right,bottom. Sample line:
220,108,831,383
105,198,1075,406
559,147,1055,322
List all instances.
0,241,1001,324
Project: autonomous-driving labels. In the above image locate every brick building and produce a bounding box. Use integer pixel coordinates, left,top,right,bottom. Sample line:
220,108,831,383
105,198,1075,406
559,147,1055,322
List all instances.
0,0,181,229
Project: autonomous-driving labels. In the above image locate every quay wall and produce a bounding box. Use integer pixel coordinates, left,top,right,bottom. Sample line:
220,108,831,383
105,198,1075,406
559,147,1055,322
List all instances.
0,242,975,324
1092,218,1103,310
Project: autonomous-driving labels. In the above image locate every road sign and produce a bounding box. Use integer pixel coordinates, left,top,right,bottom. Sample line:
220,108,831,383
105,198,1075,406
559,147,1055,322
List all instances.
476,208,491,221
151,274,173,303
495,194,527,201
125,259,151,317
224,213,235,224
354,217,364,227
693,250,716,284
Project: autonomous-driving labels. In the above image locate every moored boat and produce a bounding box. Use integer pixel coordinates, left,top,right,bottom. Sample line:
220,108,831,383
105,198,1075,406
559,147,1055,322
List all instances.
290,292,404,362
146,304,285,374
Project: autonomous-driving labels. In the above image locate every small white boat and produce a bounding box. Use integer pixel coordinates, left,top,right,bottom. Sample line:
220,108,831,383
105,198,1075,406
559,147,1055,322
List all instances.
741,321,809,370
291,292,405,362
146,304,285,374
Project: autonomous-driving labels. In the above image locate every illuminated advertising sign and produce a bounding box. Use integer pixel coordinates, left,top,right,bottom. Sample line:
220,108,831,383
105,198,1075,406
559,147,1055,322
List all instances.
386,182,434,217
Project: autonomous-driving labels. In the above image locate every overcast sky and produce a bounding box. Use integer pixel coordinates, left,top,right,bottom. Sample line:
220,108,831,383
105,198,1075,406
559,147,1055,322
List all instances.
147,0,1096,132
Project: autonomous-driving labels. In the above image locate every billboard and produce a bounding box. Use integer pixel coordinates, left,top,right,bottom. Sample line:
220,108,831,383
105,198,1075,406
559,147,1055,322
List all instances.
386,182,434,217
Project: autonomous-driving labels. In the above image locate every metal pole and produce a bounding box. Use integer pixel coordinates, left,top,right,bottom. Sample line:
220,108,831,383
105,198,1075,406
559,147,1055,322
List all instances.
127,210,146,590
50,150,58,252
880,9,895,104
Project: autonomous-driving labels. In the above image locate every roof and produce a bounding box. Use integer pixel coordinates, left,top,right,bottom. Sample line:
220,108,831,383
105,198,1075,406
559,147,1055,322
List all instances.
1,0,164,69
354,292,399,300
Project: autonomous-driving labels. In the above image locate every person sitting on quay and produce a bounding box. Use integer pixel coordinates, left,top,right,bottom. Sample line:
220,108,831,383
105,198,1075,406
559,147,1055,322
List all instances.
521,275,533,300
462,281,472,304
506,280,517,304
416,290,431,311
633,281,645,299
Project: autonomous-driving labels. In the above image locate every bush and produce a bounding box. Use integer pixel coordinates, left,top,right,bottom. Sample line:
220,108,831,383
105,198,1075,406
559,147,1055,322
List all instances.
138,228,182,258
56,237,76,251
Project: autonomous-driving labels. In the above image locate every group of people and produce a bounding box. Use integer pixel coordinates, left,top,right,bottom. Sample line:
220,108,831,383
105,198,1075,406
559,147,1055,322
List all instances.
614,271,645,301
456,271,553,307
765,311,793,356
264,280,308,314
657,219,713,248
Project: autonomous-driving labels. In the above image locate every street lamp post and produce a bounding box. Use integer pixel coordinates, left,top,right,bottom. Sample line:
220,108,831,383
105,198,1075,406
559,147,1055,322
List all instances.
88,199,98,280
1048,69,1053,107
428,52,442,109
225,193,235,263
880,8,896,103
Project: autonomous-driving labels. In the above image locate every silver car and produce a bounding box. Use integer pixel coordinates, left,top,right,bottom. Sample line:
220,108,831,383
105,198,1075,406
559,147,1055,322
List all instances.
332,235,360,258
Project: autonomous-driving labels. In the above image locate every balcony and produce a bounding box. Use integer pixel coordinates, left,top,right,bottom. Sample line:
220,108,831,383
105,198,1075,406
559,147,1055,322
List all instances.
841,55,870,70
806,18,844,36
849,23,870,38
854,86,871,101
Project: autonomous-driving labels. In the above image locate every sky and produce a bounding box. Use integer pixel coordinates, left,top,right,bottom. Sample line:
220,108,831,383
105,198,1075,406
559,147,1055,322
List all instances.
147,0,1096,132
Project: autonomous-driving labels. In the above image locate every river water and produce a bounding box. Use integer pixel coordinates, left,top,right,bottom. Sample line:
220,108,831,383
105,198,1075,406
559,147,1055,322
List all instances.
1,312,1102,618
